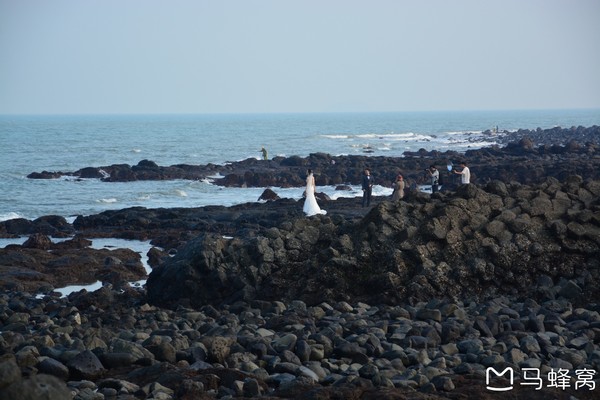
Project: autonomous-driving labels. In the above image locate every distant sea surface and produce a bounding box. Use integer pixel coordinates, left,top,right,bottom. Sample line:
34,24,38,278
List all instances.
2,109,599,222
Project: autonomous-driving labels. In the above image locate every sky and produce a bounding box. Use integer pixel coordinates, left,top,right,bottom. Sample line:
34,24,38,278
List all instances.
1,0,599,115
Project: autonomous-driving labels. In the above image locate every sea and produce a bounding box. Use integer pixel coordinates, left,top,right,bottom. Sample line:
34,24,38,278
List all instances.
2,109,599,294
2,109,599,223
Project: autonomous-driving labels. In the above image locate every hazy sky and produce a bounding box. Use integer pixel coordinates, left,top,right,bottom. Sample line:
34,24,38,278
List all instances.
1,0,599,114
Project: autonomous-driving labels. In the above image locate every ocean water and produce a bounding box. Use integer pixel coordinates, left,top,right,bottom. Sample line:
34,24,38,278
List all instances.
1,109,599,222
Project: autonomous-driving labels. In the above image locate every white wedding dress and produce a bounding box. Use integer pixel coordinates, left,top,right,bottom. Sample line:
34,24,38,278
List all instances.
303,174,326,216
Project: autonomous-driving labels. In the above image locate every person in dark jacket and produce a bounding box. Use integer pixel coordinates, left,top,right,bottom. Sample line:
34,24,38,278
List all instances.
362,168,373,207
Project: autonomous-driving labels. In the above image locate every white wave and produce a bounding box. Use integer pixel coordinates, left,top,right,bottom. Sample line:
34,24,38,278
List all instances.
97,198,118,204
59,175,82,181
445,130,483,135
452,141,498,148
175,189,188,197
324,132,428,140
137,194,151,201
131,149,142,153
322,134,350,139
389,134,433,142
0,212,23,222
378,132,418,139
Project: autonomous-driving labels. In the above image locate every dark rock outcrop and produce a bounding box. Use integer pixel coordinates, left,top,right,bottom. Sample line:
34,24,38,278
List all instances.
258,188,280,201
147,177,600,309
0,235,146,292
0,215,74,238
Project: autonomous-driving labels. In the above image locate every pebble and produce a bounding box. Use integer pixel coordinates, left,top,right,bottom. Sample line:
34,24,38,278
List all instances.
0,287,599,399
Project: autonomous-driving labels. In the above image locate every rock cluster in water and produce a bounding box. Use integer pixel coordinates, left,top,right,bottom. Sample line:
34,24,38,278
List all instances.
0,234,146,293
25,126,600,189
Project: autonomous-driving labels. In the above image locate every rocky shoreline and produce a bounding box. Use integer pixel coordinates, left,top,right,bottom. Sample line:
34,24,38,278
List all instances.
1,127,600,399
25,125,600,189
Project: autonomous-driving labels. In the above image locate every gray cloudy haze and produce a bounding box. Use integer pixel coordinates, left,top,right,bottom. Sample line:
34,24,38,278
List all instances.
1,0,599,114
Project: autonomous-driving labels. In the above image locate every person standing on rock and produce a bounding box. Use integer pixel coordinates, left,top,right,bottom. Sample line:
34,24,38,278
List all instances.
454,161,471,184
303,169,326,216
260,147,268,160
427,165,439,193
391,175,405,202
362,168,373,207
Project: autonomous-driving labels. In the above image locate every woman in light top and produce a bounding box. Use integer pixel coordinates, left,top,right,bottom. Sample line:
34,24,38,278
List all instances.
303,169,327,216
391,174,405,201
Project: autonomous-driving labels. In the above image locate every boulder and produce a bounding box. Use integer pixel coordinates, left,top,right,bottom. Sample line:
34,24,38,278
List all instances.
258,188,280,201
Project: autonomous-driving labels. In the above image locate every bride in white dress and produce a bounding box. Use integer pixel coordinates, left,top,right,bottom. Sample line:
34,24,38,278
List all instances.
303,169,327,216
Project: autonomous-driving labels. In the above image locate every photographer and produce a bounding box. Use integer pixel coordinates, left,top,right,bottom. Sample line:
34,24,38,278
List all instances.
454,161,471,185
427,165,439,193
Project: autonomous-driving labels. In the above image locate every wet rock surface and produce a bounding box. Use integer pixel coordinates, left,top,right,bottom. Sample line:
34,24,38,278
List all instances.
0,234,145,292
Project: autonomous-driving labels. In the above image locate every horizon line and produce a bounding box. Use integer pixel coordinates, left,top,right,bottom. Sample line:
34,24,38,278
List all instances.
2,107,600,118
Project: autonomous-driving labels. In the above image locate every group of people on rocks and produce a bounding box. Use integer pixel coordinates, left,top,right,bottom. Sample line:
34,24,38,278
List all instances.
259,147,470,216
388,161,471,204
302,162,470,216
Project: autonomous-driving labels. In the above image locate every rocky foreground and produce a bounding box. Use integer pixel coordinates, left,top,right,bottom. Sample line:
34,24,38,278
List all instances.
1,286,599,399
1,128,600,399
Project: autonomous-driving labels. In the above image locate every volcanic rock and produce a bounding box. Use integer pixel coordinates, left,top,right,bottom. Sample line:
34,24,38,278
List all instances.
147,177,600,309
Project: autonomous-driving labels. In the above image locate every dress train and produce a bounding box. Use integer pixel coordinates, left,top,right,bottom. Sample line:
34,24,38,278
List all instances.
303,177,326,216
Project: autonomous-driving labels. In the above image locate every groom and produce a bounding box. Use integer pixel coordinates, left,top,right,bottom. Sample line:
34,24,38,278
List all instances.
361,168,373,207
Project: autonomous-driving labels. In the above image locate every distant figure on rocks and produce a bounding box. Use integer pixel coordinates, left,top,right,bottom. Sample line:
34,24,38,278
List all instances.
427,165,439,193
260,146,268,160
391,174,405,202
454,161,471,184
362,168,373,207
303,169,326,216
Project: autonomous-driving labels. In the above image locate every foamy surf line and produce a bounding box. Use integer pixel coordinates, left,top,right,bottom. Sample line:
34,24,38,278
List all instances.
97,198,118,204
0,212,24,222
323,132,435,142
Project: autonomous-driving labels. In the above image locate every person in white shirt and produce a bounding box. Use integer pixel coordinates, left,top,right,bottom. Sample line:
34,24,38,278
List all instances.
454,161,471,184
